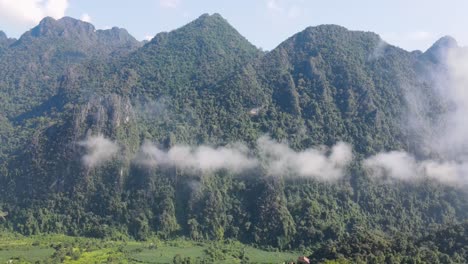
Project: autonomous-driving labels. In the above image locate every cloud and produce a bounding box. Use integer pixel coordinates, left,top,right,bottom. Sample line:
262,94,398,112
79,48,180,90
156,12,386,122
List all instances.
258,137,353,180
438,47,468,158
79,135,119,168
364,151,468,187
144,35,153,41
401,43,468,161
135,141,257,173
364,45,468,188
266,0,303,19
135,136,353,180
368,39,389,61
364,151,419,182
80,13,91,23
159,0,180,9
267,0,282,12
0,0,69,25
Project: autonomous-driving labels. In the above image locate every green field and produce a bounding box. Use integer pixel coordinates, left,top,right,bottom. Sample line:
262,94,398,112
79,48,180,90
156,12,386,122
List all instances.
0,234,300,263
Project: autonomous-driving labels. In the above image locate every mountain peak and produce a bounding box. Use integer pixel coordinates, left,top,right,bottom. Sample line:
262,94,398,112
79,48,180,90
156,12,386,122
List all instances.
182,13,232,32
150,13,256,49
0,30,16,46
424,35,458,63
27,16,95,38
196,13,224,21
96,27,141,48
290,24,381,47
304,24,349,33
428,36,458,51
133,12,260,90
0,31,7,40
272,23,381,61
97,27,130,38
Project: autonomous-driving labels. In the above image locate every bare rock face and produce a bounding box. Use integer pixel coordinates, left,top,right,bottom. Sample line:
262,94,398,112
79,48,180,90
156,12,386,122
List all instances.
9,94,140,197
22,17,141,52
75,94,135,137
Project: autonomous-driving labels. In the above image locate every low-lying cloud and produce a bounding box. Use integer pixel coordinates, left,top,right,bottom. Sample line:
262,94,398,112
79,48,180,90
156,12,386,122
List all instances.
135,141,257,173
364,151,468,187
435,47,468,159
79,135,119,168
257,137,353,180
134,136,353,180
364,44,468,188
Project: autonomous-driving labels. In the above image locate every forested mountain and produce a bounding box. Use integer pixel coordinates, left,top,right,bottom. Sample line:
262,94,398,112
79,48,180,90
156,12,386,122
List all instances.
0,13,467,263
0,31,16,50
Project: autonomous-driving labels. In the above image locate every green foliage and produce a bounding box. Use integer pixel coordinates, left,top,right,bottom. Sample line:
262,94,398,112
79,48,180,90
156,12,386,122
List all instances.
0,13,467,263
0,234,298,263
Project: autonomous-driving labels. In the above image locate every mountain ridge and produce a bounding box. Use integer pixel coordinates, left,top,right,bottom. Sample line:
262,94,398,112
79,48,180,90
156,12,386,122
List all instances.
0,14,461,54
0,13,467,263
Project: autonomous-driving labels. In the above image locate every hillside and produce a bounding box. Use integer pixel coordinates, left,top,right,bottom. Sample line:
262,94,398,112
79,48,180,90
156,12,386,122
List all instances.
0,13,467,263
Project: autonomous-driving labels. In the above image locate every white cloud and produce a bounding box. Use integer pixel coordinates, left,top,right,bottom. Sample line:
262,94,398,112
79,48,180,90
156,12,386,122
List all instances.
135,141,257,173
80,13,91,23
267,0,282,12
0,0,69,25
258,137,353,180
135,136,353,181
364,151,468,188
364,46,468,188
159,0,180,9
364,151,419,182
79,135,119,168
144,34,153,41
440,48,468,157
266,0,303,19
401,44,468,160
44,0,68,19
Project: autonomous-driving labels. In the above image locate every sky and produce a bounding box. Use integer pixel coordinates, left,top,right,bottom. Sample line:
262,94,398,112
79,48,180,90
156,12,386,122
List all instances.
0,0,467,51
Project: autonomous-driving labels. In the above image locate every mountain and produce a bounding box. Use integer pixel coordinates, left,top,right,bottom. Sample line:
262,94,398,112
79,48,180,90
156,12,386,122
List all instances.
0,30,15,47
126,13,261,102
0,13,467,263
0,30,15,41
0,16,143,163
19,16,141,51
0,31,15,57
0,16,142,118
229,25,416,152
423,35,458,63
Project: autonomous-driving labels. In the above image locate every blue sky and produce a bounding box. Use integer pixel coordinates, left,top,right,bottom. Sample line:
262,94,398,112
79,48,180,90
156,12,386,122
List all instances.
0,0,467,51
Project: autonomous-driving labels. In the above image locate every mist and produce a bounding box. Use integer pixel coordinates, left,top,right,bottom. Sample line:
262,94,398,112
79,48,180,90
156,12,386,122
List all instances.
79,134,119,168
134,136,353,180
135,141,257,173
435,47,468,159
363,151,468,187
257,136,353,180
365,43,468,187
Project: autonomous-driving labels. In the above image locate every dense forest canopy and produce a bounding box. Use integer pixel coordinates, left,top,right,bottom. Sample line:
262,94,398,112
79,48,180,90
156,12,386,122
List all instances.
0,13,467,263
